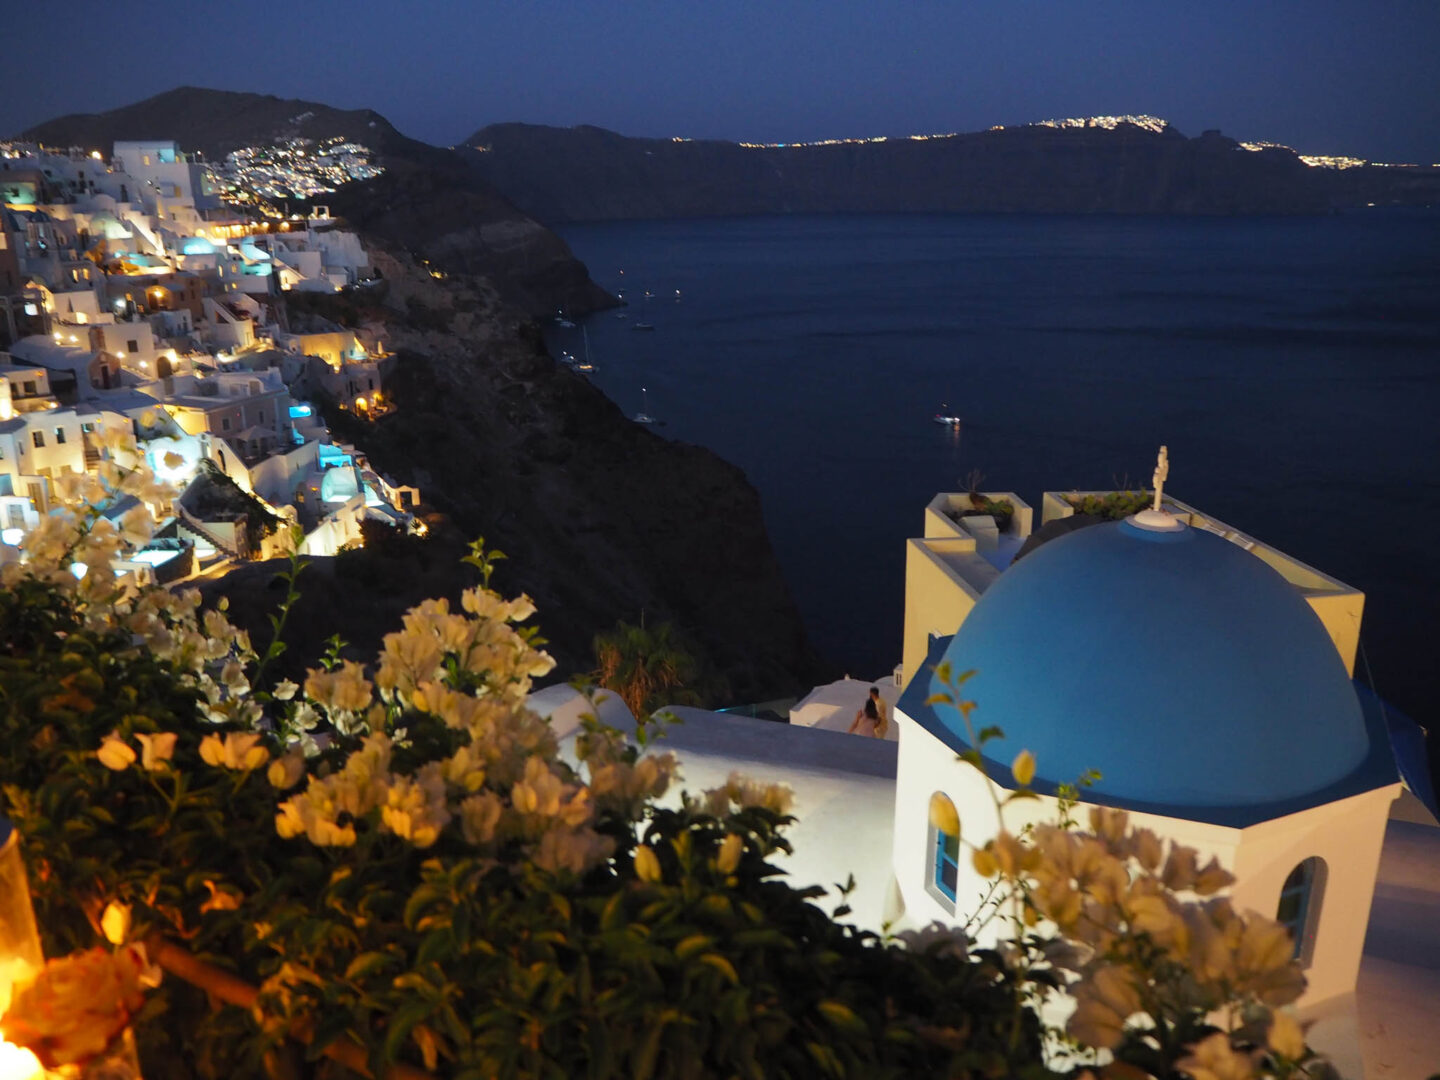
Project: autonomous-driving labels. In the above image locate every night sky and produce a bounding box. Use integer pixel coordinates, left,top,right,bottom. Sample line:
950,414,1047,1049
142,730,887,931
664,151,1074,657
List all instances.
4,0,1438,163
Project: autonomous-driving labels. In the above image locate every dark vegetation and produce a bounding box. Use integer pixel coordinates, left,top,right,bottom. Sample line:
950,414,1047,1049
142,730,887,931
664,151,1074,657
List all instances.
188,460,282,552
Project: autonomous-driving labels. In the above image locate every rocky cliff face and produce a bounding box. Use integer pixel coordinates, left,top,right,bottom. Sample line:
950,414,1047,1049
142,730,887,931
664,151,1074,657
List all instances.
459,120,1422,222
22,88,828,699
287,250,828,698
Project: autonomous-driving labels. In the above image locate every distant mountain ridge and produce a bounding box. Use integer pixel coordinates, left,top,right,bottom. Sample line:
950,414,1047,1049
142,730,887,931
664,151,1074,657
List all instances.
20,87,422,162
459,119,1440,222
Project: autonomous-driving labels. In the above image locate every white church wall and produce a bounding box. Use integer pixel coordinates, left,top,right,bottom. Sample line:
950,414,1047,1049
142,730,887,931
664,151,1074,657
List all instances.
1231,783,1399,1010
892,707,1255,946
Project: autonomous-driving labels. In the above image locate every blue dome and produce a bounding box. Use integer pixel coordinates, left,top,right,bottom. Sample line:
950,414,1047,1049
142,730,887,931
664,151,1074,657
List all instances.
929,519,1370,809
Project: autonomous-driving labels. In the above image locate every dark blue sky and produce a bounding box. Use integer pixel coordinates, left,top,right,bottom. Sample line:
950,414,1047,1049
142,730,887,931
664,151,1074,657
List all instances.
5,0,1438,162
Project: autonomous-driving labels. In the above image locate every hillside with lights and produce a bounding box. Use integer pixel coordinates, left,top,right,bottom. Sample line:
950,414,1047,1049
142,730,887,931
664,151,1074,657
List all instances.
461,116,1440,223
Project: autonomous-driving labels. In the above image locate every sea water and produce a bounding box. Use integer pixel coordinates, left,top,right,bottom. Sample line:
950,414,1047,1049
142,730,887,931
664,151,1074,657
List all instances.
555,212,1440,723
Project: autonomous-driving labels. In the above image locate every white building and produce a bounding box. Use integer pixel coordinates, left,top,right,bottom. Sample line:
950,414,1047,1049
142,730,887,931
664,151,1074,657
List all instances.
111,141,220,215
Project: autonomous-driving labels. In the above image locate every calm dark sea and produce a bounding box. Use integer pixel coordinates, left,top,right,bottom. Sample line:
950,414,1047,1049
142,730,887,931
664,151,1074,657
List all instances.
554,213,1440,724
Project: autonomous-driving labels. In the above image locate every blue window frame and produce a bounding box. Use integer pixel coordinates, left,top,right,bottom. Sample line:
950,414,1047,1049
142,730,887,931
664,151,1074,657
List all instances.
1276,857,1325,967
927,793,961,908
934,827,960,902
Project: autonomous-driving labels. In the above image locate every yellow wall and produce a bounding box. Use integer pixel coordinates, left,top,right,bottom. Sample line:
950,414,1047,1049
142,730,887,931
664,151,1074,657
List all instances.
902,537,983,686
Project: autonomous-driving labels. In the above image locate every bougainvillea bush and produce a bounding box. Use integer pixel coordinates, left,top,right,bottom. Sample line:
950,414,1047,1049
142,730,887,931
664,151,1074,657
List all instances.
0,438,1330,1079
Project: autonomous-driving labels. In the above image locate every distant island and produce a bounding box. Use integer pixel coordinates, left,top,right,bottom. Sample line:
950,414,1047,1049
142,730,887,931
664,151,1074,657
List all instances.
460,116,1440,223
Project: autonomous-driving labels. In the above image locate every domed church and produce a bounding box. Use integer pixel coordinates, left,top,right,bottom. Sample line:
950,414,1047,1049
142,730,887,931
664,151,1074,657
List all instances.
891,453,1421,1057
535,451,1437,1075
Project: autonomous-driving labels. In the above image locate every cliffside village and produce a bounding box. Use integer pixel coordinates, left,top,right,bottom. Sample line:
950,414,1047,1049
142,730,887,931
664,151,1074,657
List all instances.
0,137,420,583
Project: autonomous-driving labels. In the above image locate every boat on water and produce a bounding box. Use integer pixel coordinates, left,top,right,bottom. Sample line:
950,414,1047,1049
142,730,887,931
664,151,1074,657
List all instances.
933,403,962,426
632,322,655,331
633,387,657,424
576,327,597,373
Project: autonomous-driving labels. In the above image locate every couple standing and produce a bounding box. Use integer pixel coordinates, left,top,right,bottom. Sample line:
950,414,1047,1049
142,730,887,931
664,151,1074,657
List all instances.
847,686,890,739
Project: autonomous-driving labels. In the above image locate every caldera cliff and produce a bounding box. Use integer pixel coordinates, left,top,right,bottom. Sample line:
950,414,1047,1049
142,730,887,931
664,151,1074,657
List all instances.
460,119,1439,222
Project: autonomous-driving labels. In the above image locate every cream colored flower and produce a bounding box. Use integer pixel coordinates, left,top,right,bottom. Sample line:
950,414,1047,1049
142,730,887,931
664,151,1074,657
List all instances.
118,504,153,548
272,679,299,701
304,660,373,714
459,791,505,845
1067,996,1127,1050
532,826,614,875
267,749,307,790
379,764,451,848
1267,1010,1306,1060
97,732,136,771
1162,844,1200,892
199,731,269,771
134,731,177,771
220,660,249,698
1130,827,1163,872
1087,964,1142,1019
1192,854,1234,895
1176,1033,1257,1080
441,743,488,793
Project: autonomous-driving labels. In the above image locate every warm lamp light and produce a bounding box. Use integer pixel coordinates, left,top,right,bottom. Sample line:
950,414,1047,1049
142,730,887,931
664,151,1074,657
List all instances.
0,817,44,1017
0,1041,42,1080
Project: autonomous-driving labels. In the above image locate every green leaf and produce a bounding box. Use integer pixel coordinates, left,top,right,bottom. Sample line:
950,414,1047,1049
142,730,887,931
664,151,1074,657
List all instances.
674,934,713,961
816,1000,866,1035
382,1001,433,1067
600,890,627,931
697,953,738,984
344,951,394,981
805,1040,844,1077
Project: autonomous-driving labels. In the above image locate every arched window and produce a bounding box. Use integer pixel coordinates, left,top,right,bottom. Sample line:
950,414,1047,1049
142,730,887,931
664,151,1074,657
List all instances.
926,793,961,911
1276,857,1326,967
